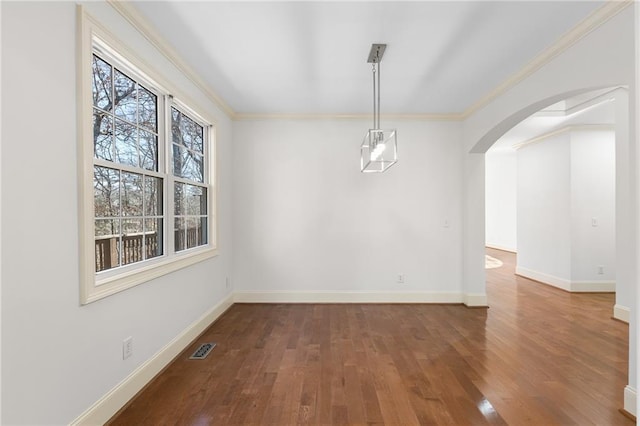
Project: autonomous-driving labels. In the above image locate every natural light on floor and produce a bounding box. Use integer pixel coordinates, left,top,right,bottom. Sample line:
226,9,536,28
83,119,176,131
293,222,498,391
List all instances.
485,255,503,269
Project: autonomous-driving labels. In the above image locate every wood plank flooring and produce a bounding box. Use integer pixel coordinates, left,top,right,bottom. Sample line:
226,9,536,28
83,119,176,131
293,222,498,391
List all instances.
109,249,632,425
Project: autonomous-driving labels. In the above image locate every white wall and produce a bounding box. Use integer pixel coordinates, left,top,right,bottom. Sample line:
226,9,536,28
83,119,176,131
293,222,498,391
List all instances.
517,133,572,282
0,1,3,421
1,2,233,424
485,150,517,252
232,119,465,301
516,130,616,289
570,130,616,282
635,2,640,418
613,90,635,318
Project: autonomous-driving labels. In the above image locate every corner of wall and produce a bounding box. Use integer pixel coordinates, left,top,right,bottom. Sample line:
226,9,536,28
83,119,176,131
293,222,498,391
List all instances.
624,385,636,417
464,293,488,307
613,304,631,323
70,294,233,426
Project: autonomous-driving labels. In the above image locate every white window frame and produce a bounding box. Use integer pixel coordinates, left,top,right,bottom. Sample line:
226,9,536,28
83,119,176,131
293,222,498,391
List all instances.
77,8,218,304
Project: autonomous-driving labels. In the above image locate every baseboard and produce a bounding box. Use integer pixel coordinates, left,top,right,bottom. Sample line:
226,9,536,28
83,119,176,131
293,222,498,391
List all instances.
516,267,571,290
613,304,630,323
233,291,465,304
70,293,234,426
485,244,517,253
464,293,488,307
516,267,615,292
570,280,616,292
624,385,636,417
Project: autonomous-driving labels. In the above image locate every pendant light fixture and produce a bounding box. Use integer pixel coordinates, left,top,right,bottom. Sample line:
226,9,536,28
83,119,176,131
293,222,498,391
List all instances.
361,43,397,173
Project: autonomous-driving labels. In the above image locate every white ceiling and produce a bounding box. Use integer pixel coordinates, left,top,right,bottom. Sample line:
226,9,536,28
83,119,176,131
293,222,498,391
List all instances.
131,1,604,115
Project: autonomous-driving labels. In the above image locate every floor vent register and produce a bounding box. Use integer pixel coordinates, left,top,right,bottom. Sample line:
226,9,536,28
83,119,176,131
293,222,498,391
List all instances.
189,342,216,360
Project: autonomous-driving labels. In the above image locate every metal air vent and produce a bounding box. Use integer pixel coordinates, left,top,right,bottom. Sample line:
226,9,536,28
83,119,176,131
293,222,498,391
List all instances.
189,342,216,360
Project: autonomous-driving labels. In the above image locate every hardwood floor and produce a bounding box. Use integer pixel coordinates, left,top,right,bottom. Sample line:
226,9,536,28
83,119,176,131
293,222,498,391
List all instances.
109,249,632,425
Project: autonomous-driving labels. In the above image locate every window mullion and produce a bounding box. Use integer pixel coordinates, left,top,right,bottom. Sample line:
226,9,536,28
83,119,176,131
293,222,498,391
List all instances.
142,173,147,262
118,170,123,268
172,176,207,187
165,95,175,256
203,125,209,184
94,159,164,178
135,81,142,191
110,62,116,164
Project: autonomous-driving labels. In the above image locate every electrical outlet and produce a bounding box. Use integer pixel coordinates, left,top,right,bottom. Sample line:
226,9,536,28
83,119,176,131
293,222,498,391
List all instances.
592,217,598,227
397,273,405,284
597,265,604,275
123,336,133,360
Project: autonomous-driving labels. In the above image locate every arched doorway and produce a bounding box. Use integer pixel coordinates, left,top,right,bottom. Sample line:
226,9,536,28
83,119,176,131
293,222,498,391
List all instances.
486,88,621,296
464,86,635,416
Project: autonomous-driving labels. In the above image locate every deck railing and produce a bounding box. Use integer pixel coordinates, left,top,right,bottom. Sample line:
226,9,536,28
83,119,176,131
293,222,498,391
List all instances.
95,228,203,272
95,232,159,272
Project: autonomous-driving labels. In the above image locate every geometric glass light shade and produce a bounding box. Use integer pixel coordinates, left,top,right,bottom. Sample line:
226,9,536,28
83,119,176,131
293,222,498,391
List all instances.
361,129,397,173
360,43,397,173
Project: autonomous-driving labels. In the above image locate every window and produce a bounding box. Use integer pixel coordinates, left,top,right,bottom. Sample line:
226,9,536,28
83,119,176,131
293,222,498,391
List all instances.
92,54,164,272
171,107,208,252
78,14,217,304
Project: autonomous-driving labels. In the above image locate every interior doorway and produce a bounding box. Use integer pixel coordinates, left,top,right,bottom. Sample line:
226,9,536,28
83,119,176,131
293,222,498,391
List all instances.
483,87,629,321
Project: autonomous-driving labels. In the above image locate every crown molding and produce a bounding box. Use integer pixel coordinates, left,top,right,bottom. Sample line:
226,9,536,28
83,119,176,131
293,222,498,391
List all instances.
106,0,236,119
106,0,630,122
512,124,614,150
534,86,623,117
234,112,463,121
461,0,632,120
562,86,624,115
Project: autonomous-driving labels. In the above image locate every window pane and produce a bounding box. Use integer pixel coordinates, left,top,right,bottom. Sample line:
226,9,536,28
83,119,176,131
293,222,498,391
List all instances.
95,219,120,272
144,176,163,216
191,154,204,182
145,218,163,260
121,172,143,216
186,217,205,249
114,69,137,124
138,86,157,131
95,218,120,237
139,130,157,171
93,110,113,161
192,126,204,154
92,55,112,111
185,184,206,216
115,119,138,167
171,108,182,148
181,112,201,152
171,107,204,153
94,166,120,217
172,145,203,182
174,217,185,252
178,117,194,149
185,217,198,249
171,107,180,136
122,219,143,265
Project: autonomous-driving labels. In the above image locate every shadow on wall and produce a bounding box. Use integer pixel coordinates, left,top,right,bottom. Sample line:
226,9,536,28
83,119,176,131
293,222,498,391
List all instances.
471,87,621,154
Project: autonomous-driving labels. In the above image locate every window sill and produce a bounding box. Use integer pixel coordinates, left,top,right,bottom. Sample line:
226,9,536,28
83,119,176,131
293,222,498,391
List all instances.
82,247,218,304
